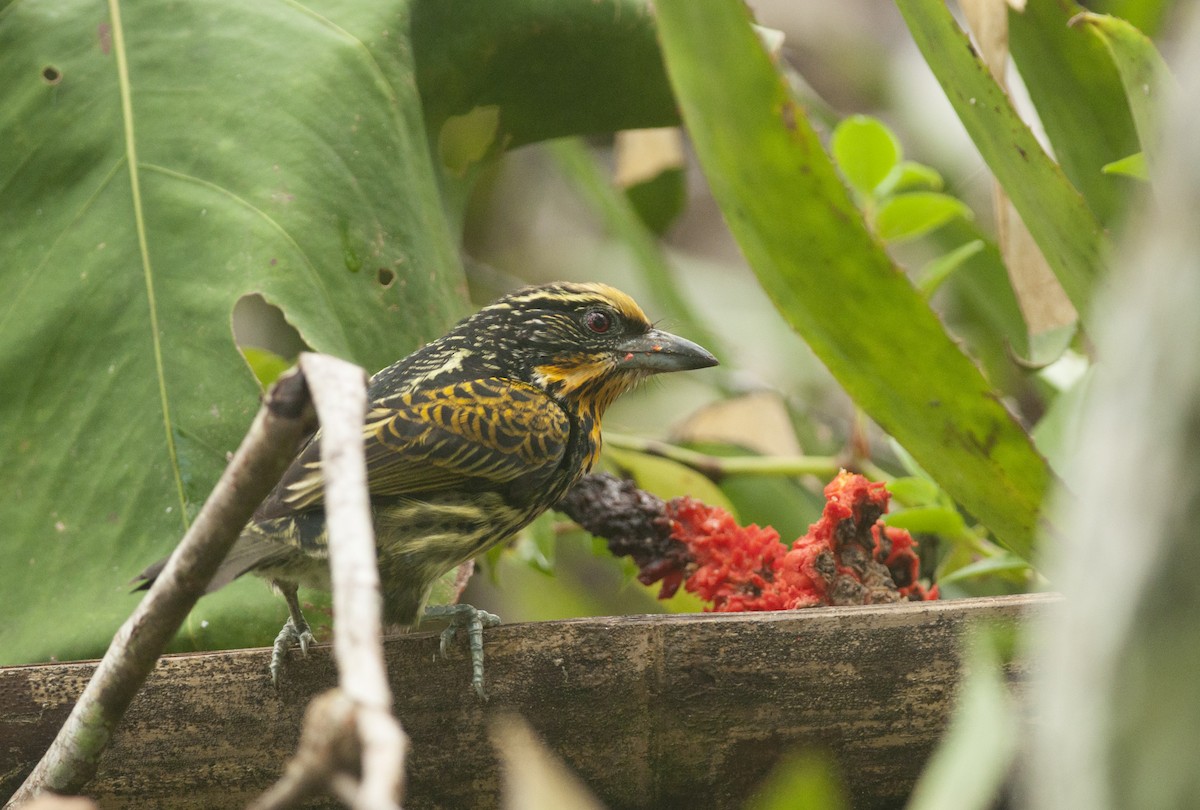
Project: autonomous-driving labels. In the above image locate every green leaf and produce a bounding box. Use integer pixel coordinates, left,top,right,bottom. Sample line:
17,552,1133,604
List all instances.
1032,363,1094,477
1084,0,1173,37
602,446,737,516
415,0,684,227
876,160,944,196
239,347,294,389
937,553,1033,587
2,0,709,667
715,474,823,545
895,0,1113,323
1008,0,1140,224
655,0,1056,558
438,104,503,177
411,0,678,151
548,138,725,362
0,0,471,665
930,220,1032,379
830,114,902,197
885,506,968,538
1073,11,1175,163
664,441,828,544
1025,323,1078,368
915,240,985,298
1102,151,1149,180
509,512,559,576
874,192,972,243
885,475,943,507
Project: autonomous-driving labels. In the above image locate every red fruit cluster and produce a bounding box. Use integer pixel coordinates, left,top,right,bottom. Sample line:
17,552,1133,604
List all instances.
666,471,936,612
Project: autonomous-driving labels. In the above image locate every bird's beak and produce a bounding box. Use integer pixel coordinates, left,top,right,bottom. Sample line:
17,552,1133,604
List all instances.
615,328,719,373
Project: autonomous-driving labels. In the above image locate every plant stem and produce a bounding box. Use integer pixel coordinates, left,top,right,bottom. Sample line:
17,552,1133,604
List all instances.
604,432,843,481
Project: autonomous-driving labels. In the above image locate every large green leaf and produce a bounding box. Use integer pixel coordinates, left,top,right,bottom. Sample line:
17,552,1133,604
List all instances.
411,0,677,150
895,0,1113,322
1008,0,1140,226
0,0,469,665
410,0,681,227
654,0,1056,557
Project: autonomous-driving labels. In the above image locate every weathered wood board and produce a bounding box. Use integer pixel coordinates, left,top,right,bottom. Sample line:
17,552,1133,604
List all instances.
1,594,1054,808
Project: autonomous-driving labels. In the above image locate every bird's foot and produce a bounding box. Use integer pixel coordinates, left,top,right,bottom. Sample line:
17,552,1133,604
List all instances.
423,603,501,699
270,615,315,688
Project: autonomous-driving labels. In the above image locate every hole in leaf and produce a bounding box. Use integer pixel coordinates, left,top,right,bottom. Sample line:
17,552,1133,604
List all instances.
377,267,396,288
232,294,310,387
42,66,63,85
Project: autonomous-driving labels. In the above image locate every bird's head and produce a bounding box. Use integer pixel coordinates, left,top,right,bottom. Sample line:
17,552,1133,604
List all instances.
473,282,718,416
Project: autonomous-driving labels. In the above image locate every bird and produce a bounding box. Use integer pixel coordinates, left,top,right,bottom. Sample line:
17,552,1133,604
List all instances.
137,281,718,694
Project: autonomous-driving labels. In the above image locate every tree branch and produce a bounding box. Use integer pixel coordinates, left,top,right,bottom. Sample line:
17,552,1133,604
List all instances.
249,354,407,810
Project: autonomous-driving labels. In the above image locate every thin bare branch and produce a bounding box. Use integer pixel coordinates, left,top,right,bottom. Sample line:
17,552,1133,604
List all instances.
249,354,407,810
299,354,389,706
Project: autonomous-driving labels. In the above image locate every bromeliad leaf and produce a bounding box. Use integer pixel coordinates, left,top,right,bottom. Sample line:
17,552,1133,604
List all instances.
1073,11,1175,167
655,0,1057,559
895,0,1112,323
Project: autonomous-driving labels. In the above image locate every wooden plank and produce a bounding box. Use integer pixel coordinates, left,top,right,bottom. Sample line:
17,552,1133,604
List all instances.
0,594,1055,809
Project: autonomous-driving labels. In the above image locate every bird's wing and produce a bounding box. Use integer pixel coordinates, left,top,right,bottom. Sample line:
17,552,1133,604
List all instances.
257,378,571,518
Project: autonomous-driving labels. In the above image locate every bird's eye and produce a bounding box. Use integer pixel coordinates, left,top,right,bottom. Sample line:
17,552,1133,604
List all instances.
583,309,613,334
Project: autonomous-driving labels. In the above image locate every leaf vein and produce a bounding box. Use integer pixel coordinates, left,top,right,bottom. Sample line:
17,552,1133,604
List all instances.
109,0,188,529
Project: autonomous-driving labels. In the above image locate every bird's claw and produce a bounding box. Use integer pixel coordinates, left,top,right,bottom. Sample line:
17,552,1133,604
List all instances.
424,603,501,699
270,615,315,688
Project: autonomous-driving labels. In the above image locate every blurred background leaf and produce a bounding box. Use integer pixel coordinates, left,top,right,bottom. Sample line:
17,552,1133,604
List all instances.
1072,9,1175,164
874,191,973,242
831,114,902,197
746,751,848,810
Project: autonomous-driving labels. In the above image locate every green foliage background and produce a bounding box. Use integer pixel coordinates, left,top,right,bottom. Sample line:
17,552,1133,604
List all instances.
0,0,1177,698
1,0,1189,806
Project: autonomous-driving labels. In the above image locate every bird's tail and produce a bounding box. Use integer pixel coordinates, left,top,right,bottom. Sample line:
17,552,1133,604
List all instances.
130,557,168,591
131,532,284,594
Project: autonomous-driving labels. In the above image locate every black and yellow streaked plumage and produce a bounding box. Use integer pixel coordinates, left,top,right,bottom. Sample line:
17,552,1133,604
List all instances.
139,281,717,686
